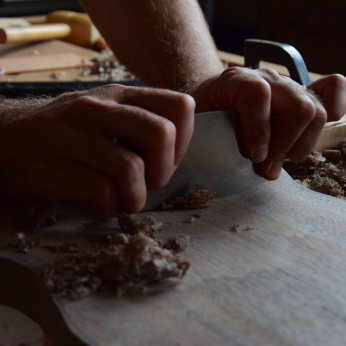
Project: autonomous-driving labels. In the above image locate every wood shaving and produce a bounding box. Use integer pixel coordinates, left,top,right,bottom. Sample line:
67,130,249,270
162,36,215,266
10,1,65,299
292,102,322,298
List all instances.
284,142,346,199
191,213,201,218
117,214,163,238
9,214,190,300
184,216,196,224
10,233,43,253
230,225,254,233
163,235,190,253
160,190,214,210
81,50,135,81
43,233,190,300
51,71,66,80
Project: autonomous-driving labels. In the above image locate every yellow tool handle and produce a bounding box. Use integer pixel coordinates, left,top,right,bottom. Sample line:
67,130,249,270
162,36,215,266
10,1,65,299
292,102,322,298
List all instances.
0,23,71,43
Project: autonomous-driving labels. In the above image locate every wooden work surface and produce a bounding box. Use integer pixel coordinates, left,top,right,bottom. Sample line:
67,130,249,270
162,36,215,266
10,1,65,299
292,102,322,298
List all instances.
0,39,325,83
0,40,102,82
0,171,346,346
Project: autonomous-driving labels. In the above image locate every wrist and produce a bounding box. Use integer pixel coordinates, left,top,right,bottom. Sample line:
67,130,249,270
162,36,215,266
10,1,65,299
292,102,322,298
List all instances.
187,75,221,113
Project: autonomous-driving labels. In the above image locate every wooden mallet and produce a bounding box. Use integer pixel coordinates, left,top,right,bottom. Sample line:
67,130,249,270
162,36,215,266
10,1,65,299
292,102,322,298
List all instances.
0,11,100,47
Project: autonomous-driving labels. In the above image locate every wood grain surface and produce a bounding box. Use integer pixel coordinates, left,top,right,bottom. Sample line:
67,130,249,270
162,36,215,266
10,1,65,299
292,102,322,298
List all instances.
0,171,346,346
0,40,101,82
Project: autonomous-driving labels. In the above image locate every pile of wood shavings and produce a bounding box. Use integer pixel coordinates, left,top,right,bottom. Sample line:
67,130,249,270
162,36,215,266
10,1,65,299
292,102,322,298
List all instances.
81,50,135,81
284,141,346,199
10,214,190,300
160,190,214,210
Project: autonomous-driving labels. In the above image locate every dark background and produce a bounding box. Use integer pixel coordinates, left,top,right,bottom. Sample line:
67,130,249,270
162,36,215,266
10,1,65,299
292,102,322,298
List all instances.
0,0,344,76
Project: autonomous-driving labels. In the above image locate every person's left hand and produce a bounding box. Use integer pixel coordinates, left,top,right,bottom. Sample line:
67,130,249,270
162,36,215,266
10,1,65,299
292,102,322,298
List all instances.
191,68,346,180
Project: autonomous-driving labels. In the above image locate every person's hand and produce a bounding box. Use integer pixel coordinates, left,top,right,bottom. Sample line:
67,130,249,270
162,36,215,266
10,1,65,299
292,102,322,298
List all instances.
0,84,195,216
191,68,346,180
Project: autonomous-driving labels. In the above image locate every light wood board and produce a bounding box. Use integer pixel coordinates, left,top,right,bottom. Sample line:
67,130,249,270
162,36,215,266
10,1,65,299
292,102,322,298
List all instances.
0,53,92,74
0,40,101,82
315,115,346,151
0,172,346,345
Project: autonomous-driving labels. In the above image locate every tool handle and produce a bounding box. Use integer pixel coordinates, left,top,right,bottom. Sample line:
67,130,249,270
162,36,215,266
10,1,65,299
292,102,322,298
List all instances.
244,39,311,86
0,24,71,44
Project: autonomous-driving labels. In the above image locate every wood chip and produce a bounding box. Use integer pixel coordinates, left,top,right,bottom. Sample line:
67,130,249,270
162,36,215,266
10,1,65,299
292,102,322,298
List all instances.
230,225,254,233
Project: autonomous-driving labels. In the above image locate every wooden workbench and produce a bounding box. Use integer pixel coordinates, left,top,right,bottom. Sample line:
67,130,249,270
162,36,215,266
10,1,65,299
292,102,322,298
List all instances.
0,39,324,83
0,171,346,346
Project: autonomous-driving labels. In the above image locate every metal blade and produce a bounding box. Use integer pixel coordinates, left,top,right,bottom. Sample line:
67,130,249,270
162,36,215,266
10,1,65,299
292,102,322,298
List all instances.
143,110,265,211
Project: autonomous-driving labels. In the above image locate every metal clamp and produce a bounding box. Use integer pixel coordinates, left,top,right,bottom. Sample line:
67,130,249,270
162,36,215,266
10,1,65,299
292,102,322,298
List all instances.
244,39,311,86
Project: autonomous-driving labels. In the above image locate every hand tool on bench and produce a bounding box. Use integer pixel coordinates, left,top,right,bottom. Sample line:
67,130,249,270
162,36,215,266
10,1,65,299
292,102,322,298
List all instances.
0,11,100,47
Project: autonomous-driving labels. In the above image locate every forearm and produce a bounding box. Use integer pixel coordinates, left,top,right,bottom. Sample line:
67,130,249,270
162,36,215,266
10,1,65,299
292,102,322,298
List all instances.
0,97,52,120
80,0,223,93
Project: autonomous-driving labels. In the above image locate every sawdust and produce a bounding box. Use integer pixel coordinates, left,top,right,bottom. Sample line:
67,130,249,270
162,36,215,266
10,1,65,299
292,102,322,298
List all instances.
44,232,189,299
284,142,346,199
160,190,214,210
81,50,135,81
163,234,190,253
9,214,190,300
230,225,254,233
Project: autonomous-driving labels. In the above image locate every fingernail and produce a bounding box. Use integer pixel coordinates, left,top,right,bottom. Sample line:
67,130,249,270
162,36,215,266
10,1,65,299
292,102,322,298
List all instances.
252,143,269,163
268,161,283,179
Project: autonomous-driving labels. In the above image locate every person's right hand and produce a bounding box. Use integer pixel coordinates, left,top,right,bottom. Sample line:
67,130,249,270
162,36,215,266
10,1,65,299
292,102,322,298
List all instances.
0,84,195,217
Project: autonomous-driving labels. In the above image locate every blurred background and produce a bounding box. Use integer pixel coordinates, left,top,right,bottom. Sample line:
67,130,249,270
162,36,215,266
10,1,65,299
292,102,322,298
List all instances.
0,0,344,75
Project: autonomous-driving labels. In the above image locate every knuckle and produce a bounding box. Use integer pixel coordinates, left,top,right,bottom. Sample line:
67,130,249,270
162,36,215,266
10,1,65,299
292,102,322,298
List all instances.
245,79,271,99
221,66,243,77
295,97,316,121
70,95,99,108
100,83,127,92
153,118,176,143
119,154,145,182
70,94,113,113
174,93,196,115
121,85,141,98
313,110,327,128
259,68,281,80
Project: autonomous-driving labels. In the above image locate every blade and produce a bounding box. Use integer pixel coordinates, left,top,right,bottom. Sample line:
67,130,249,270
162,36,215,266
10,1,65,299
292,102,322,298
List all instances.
143,110,265,211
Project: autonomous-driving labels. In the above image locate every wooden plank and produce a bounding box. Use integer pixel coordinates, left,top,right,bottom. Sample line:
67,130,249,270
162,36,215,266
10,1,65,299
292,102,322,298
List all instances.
0,53,91,74
1,172,346,345
315,115,346,151
0,39,100,59
0,40,101,82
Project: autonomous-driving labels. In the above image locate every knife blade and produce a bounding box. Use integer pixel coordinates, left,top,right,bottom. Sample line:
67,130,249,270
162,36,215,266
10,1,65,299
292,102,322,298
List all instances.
143,110,265,211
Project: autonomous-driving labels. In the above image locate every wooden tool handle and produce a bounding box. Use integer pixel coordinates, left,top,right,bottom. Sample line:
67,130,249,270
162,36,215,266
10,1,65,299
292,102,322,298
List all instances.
0,24,71,43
